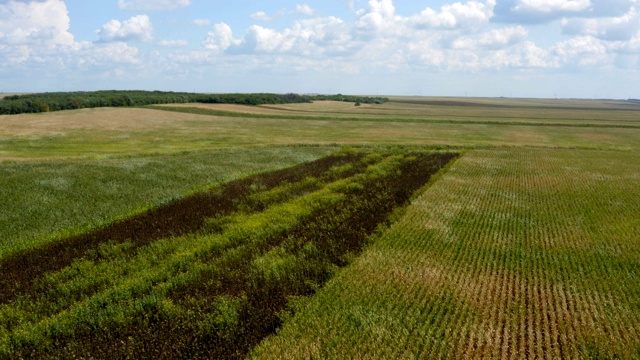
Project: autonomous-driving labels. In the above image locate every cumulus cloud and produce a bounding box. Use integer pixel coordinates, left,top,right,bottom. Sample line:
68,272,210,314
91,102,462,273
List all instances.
238,26,285,52
75,42,143,67
203,23,237,53
409,0,496,29
562,6,640,41
215,16,358,57
250,11,273,21
187,0,621,74
0,0,150,86
494,0,593,23
118,0,191,11
452,26,529,49
0,0,73,46
589,0,636,17
551,35,610,66
3,0,639,94
356,0,397,33
295,4,315,16
514,0,591,13
97,15,154,43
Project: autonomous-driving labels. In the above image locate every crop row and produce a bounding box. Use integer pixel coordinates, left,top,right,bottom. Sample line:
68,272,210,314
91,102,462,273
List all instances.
0,148,456,358
250,148,640,359
0,150,366,305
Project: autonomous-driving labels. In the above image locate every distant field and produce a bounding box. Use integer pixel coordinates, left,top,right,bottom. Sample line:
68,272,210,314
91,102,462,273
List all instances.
1,97,639,358
2,100,640,162
0,93,23,100
157,98,640,127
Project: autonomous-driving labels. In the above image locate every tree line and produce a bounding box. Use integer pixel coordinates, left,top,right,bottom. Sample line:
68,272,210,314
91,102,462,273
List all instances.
0,91,388,115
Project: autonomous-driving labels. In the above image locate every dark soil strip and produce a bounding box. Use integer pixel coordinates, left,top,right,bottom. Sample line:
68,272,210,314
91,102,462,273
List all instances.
391,99,640,112
30,152,458,359
152,105,640,129
0,153,363,305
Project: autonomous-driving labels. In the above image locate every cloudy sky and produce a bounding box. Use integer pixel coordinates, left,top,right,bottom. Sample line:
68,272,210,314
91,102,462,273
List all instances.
1,0,639,98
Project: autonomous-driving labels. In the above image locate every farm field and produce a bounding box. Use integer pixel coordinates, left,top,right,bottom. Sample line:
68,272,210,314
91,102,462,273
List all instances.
1,96,640,358
252,147,640,359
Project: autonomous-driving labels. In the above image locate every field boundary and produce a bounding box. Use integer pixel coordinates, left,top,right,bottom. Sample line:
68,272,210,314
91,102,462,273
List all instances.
149,105,640,129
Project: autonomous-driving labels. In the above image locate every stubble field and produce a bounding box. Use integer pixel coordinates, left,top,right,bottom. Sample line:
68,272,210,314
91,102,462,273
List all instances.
1,97,639,358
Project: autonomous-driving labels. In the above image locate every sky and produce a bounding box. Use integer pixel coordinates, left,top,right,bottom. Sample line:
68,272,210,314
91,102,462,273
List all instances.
0,0,639,98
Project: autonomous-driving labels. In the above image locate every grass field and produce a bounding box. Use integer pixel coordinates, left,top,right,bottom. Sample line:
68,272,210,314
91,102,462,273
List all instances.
1,97,639,358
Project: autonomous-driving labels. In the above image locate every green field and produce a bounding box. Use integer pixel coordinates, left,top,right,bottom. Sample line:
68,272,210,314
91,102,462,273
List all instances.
1,97,639,358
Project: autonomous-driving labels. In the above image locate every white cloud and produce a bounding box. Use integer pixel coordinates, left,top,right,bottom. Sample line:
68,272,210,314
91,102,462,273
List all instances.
158,39,189,47
356,0,397,33
492,0,636,24
514,0,592,13
2,0,638,96
251,11,273,21
453,26,529,49
240,25,291,53
75,42,143,67
0,0,73,46
203,23,237,53
118,0,191,11
480,26,528,48
193,19,212,27
295,4,315,16
562,6,639,41
217,16,359,57
551,35,610,66
589,0,636,17
0,44,30,65
409,0,495,29
342,0,356,12
97,15,154,43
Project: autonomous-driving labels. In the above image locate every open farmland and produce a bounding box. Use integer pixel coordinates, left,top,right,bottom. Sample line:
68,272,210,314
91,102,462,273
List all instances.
252,148,640,359
1,97,640,358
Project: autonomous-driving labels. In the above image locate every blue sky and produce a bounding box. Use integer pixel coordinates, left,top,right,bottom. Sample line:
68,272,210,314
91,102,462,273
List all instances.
1,0,639,98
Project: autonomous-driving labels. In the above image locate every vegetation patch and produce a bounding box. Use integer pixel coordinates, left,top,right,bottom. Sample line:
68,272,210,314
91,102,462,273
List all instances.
0,91,388,115
0,152,363,304
0,148,457,359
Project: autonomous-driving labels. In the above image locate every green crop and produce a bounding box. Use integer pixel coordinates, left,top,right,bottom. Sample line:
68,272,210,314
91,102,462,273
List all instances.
0,149,456,358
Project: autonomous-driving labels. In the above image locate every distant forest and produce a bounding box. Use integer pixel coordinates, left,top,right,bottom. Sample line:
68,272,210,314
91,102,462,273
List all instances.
0,91,389,115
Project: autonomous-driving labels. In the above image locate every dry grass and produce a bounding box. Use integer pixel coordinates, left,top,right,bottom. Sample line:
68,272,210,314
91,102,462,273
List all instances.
0,107,212,137
0,93,26,100
159,98,640,126
2,102,640,161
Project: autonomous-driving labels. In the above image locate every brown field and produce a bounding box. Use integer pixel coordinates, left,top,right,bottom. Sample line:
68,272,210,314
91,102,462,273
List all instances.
0,107,211,137
159,98,640,126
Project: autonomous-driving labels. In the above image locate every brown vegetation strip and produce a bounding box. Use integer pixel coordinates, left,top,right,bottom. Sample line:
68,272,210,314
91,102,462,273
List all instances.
26,152,458,359
0,153,362,305
391,99,640,112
